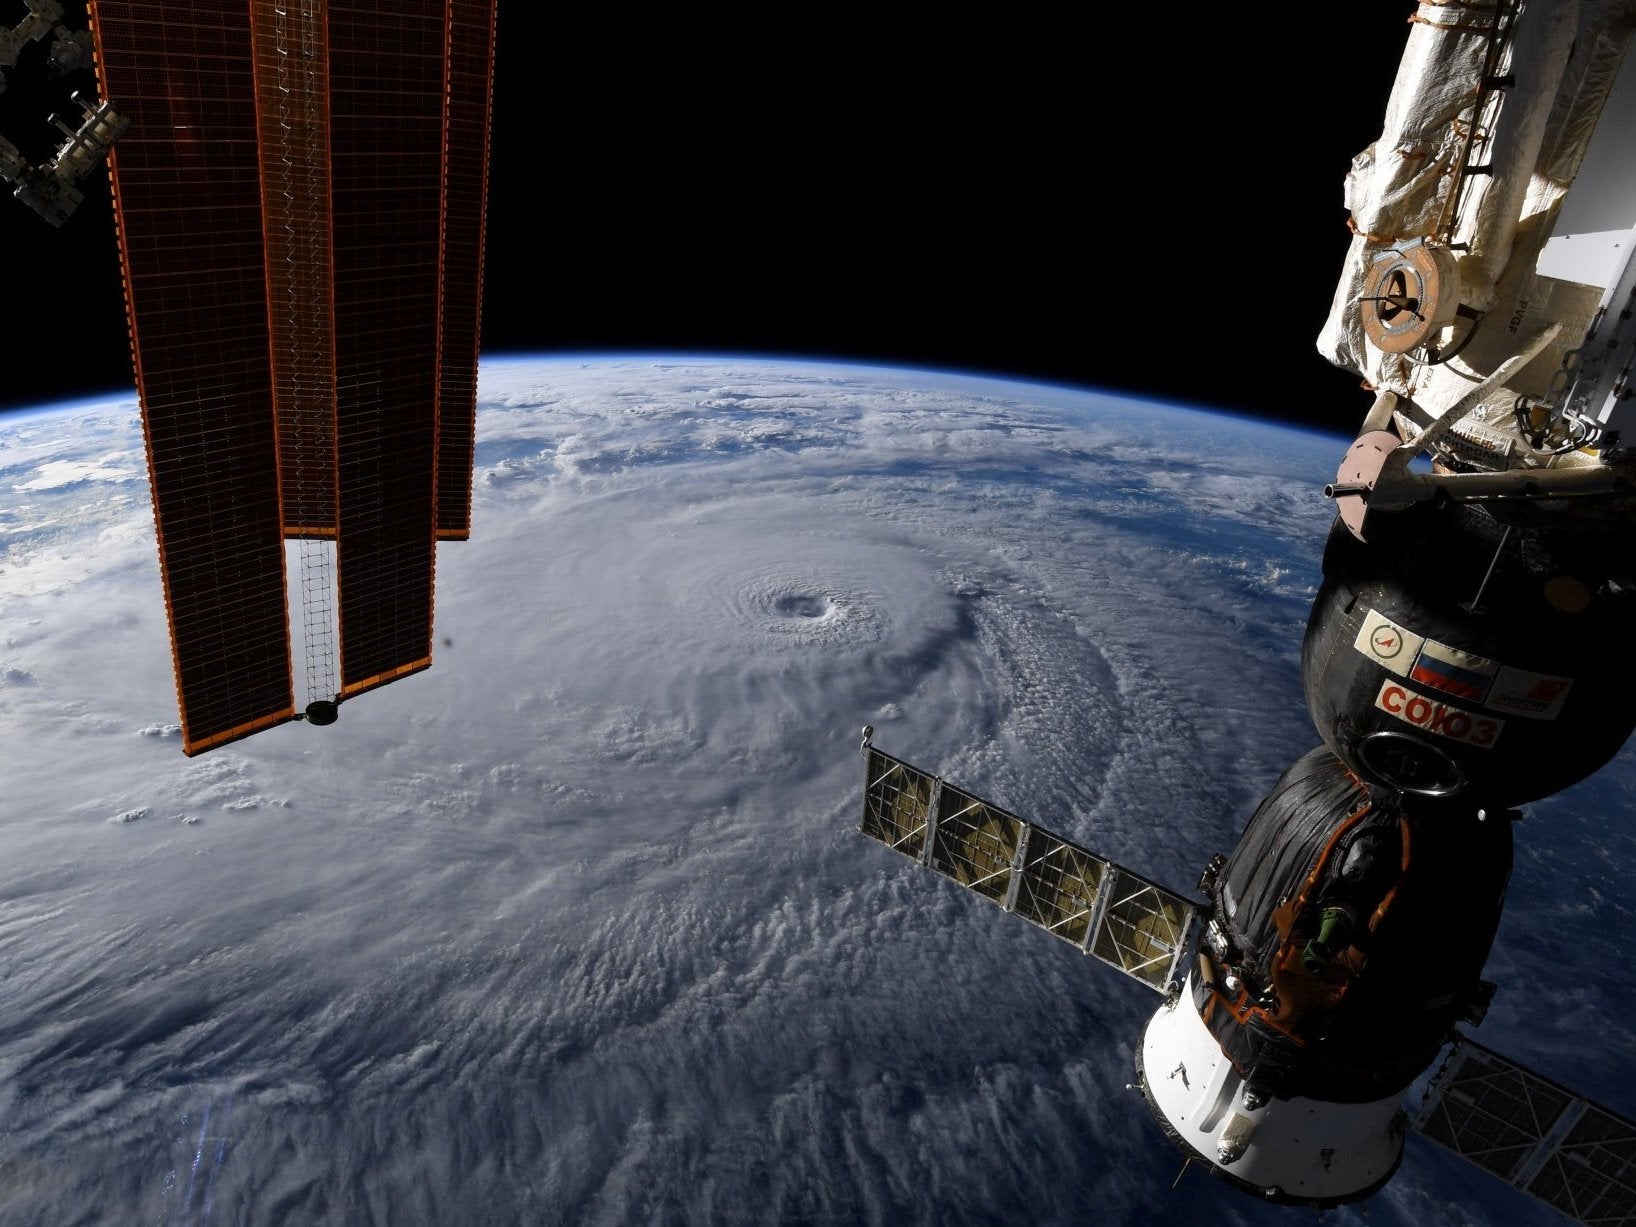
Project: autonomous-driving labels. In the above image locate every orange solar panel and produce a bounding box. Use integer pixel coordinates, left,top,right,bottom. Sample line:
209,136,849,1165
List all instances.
250,0,337,538
91,1,296,756
436,0,498,541
90,0,487,749
329,0,445,698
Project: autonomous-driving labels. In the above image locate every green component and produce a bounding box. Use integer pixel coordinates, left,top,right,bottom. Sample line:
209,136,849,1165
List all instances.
1301,906,1355,973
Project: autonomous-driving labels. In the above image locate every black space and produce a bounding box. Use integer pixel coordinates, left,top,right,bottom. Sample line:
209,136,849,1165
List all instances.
0,4,1416,431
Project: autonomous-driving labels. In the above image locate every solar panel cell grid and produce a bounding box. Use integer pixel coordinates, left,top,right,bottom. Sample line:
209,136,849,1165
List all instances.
436,0,496,540
329,0,445,695
92,0,295,754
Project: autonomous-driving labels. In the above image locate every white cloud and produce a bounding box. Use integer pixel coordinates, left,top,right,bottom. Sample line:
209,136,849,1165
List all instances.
0,357,1609,1227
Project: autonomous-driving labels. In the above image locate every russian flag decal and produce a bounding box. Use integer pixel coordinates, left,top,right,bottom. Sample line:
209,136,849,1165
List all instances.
1409,638,1498,702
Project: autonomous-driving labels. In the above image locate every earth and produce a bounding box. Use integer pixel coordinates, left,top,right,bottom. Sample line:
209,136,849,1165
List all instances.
1,354,1632,1227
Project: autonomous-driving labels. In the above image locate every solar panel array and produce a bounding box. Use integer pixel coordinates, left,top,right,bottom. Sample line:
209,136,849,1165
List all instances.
858,745,1197,992
436,0,497,541
329,0,445,698
1415,1038,1636,1226
249,0,335,537
91,0,497,751
92,1,296,755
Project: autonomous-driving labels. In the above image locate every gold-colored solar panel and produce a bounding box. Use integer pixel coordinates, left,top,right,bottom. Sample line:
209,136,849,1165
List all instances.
928,784,1024,903
859,748,938,861
1013,831,1105,948
1088,867,1195,991
856,741,1196,994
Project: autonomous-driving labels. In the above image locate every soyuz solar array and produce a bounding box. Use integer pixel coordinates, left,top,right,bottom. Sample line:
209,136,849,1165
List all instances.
858,738,1196,993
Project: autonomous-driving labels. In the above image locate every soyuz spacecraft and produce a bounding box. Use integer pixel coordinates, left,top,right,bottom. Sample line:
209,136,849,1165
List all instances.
857,3,1636,1222
1,0,496,755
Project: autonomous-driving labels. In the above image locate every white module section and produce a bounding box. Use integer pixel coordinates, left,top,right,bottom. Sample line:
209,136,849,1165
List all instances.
1139,976,1406,1204
1560,219,1636,437
1538,32,1636,290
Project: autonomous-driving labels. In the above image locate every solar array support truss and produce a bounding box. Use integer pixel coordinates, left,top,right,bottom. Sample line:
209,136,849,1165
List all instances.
1414,1036,1636,1227
858,743,1199,994
89,0,497,754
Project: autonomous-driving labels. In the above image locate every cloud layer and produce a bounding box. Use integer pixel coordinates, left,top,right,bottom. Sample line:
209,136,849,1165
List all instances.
1,356,1631,1226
